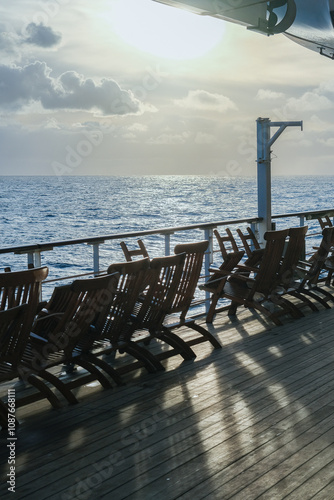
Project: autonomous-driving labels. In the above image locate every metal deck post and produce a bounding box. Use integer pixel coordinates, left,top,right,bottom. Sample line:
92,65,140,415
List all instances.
257,117,303,244
204,227,214,314
164,233,172,256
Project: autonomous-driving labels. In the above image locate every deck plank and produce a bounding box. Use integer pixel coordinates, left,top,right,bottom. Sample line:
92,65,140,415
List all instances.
1,305,334,499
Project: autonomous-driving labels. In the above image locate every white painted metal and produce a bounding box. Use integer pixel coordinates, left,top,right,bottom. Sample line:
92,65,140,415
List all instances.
256,117,303,243
204,227,214,313
153,0,334,57
164,233,171,256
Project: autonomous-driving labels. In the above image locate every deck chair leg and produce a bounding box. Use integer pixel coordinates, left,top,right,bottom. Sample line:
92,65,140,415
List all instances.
74,359,113,389
300,289,332,309
36,370,78,405
326,270,333,285
312,286,334,303
249,302,283,326
123,341,165,372
289,290,319,312
206,294,220,323
184,321,222,349
228,301,239,316
274,295,304,319
155,328,196,360
27,373,63,409
82,352,124,386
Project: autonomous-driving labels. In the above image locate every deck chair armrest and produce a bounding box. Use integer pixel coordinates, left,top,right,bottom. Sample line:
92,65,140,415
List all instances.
36,300,48,312
228,273,256,284
295,260,312,270
32,311,65,337
29,332,48,344
202,276,228,286
34,311,64,323
235,263,258,273
208,267,231,277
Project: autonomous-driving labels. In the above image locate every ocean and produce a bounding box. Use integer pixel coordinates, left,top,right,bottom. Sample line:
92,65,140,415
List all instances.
1,175,333,296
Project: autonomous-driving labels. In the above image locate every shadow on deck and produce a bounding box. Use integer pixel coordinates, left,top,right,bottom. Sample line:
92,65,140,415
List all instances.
1,305,334,500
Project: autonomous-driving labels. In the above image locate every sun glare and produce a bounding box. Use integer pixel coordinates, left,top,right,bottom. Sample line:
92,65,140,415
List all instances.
110,0,225,60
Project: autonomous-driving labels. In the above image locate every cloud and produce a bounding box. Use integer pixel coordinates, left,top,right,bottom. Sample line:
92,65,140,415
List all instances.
44,117,61,129
0,61,143,115
0,29,17,54
128,123,148,132
148,132,190,144
255,89,285,100
121,132,137,140
22,23,62,48
0,23,61,59
318,137,334,147
194,132,217,144
285,91,334,113
174,89,237,113
318,80,334,95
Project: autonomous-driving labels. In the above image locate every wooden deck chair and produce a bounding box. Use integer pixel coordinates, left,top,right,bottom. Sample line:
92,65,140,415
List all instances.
161,240,222,349
317,215,333,230
20,273,120,405
200,234,246,323
129,253,198,362
0,305,27,427
265,226,314,321
120,239,149,261
0,305,62,427
276,226,308,289
284,227,334,310
213,228,239,259
203,229,290,325
0,266,49,333
236,226,265,267
87,258,165,375
214,227,263,275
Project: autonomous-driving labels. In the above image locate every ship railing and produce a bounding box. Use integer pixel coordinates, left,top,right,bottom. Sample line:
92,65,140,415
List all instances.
0,208,333,315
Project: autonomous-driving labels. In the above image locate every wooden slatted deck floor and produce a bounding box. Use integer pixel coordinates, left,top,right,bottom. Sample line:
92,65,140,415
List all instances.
1,305,334,500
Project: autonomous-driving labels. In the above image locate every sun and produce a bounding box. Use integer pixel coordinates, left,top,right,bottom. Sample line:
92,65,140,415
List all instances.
109,0,225,60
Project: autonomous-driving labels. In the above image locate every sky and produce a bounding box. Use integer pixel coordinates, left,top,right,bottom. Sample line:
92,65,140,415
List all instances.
1,0,334,177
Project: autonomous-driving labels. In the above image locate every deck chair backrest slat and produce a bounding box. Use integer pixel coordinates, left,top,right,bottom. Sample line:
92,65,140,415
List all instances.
214,229,239,260
97,258,151,341
120,239,149,262
317,215,333,230
251,229,289,296
237,227,261,256
42,273,119,358
172,240,209,318
0,304,28,364
134,253,186,331
307,227,334,284
279,226,308,285
0,267,48,343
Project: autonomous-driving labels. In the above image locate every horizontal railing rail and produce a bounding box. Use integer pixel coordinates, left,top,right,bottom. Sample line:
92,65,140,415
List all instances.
0,208,332,314
0,216,261,255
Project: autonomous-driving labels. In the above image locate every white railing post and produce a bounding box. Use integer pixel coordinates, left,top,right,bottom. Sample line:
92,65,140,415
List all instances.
164,233,172,256
27,252,34,268
93,243,100,276
299,215,306,260
27,250,42,268
87,241,104,276
34,250,42,268
26,250,43,300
